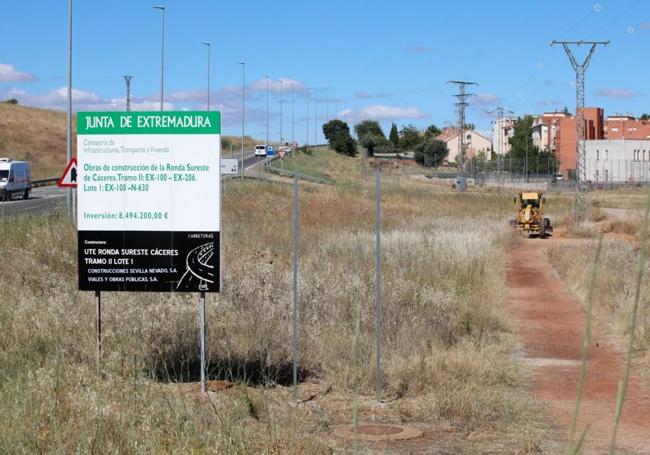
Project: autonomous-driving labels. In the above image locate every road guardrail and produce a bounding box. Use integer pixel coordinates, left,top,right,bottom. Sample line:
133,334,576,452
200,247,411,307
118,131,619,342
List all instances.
32,178,59,187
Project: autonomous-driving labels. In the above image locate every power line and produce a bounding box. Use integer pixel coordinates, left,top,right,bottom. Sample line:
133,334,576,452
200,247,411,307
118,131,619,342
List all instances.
551,40,609,224
448,80,477,192
517,1,609,108
122,75,133,112
587,0,640,40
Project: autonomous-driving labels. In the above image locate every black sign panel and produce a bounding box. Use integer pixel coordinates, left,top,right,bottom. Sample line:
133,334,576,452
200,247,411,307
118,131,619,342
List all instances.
78,231,220,292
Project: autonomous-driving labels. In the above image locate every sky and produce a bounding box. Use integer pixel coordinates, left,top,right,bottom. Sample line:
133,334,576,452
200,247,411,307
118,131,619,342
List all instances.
1,0,649,144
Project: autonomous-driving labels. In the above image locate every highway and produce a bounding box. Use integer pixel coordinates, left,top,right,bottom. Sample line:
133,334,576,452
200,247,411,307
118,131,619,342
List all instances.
0,149,266,217
0,185,66,217
234,149,270,172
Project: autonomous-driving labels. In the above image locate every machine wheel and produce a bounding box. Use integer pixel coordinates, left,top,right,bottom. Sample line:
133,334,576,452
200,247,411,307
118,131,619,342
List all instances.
539,226,546,239
23,189,29,200
3,191,10,201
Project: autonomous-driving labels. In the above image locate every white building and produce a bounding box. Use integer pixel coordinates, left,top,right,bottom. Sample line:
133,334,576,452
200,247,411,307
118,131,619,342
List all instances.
492,117,516,155
437,128,492,164
585,139,650,183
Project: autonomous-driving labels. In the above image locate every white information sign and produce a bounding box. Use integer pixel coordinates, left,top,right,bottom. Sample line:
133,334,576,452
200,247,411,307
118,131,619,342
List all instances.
221,158,239,175
77,111,221,292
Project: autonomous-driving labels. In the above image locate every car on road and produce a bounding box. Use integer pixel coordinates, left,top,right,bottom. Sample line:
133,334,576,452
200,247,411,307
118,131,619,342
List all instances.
0,158,32,201
255,144,268,156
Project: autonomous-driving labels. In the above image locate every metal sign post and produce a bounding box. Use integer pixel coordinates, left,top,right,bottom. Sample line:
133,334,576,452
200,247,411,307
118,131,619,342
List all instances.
95,290,101,373
199,291,206,393
375,167,382,401
291,172,299,404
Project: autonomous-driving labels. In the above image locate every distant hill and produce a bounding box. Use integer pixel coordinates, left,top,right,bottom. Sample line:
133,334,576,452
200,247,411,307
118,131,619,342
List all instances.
0,102,262,179
0,103,70,179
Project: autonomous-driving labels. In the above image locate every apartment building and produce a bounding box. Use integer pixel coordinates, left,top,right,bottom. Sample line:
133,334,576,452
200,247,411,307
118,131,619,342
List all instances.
492,117,516,155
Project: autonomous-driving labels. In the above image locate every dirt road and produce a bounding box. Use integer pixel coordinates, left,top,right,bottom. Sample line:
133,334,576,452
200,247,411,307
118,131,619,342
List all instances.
507,237,650,454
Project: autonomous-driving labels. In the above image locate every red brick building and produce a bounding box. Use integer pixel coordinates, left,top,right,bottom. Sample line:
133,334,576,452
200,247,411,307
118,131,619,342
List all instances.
531,108,650,177
555,108,604,174
604,115,650,140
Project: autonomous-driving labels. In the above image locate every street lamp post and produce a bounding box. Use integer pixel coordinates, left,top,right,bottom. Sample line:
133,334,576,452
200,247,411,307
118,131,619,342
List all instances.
313,90,317,146
262,75,269,182
525,135,528,183
201,42,210,111
265,76,269,147
67,0,73,219
239,62,245,180
153,5,165,111
280,79,283,146
291,83,295,157
306,89,310,148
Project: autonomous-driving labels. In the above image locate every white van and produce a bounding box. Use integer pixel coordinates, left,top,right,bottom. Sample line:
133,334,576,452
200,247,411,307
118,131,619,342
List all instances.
254,144,267,157
0,158,32,201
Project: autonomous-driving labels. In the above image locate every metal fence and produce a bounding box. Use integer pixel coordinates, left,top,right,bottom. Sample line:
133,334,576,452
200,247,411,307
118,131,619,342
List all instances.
428,157,650,191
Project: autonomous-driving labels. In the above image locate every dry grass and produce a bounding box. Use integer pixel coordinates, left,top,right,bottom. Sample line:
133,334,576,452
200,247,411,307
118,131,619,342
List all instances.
0,152,556,452
547,239,650,376
0,103,71,179
563,223,600,239
601,216,644,237
590,187,650,210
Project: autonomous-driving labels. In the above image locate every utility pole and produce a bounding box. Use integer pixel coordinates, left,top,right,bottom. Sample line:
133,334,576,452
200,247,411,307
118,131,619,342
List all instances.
262,75,269,182
313,90,317,146
239,62,245,180
485,107,514,152
122,76,133,111
484,107,514,175
551,40,608,224
326,94,329,122
280,79,283,146
201,42,211,111
306,89,310,147
291,83,295,156
265,76,269,146
448,80,477,192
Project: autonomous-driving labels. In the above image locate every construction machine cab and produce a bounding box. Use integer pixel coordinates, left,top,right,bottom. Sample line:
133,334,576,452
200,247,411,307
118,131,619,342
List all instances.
512,192,552,238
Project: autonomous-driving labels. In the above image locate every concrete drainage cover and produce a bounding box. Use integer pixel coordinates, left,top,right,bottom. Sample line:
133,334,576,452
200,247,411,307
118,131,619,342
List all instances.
333,423,423,442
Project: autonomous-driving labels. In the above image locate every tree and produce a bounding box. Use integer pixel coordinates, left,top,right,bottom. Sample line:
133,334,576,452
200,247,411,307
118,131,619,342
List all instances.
413,138,448,168
354,120,385,139
505,115,558,174
355,120,387,156
323,119,349,142
423,124,441,139
358,133,387,157
399,124,422,151
464,123,475,131
322,119,357,157
389,123,399,147
640,113,650,121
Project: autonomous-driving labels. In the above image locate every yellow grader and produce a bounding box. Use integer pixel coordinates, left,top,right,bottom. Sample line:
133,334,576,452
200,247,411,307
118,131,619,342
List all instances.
510,191,552,238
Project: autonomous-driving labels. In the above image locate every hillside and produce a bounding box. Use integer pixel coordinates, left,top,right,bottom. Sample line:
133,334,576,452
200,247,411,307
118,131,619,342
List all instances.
0,102,260,179
0,103,71,179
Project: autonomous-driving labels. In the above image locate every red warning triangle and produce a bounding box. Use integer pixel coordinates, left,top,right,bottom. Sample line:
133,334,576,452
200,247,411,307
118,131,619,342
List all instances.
58,158,78,188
